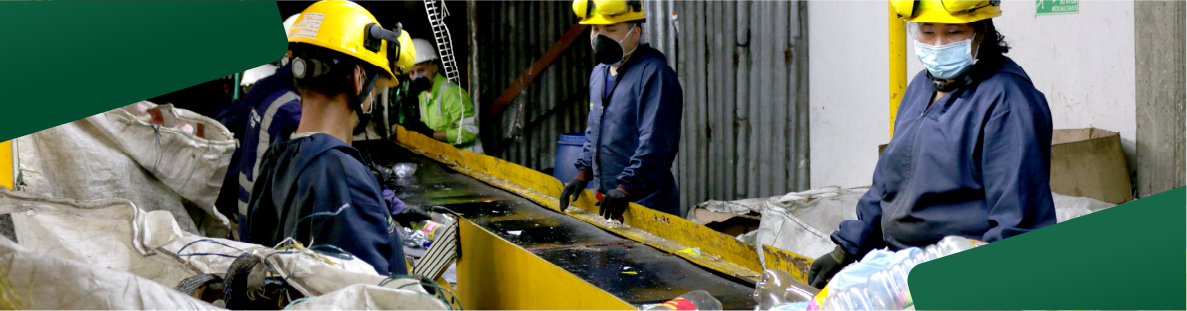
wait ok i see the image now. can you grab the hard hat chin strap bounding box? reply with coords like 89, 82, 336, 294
352, 71, 380, 135
927, 48, 1003, 93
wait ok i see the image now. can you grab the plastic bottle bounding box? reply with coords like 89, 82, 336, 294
840, 286, 873, 310
401, 227, 431, 248
413, 220, 445, 241
935, 235, 974, 256
865, 269, 899, 310
820, 236, 972, 311
646, 290, 723, 311
399, 227, 422, 248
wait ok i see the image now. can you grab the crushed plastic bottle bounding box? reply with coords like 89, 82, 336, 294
817, 236, 977, 311
401, 227, 431, 248
646, 290, 723, 311
753, 269, 818, 310
413, 220, 445, 242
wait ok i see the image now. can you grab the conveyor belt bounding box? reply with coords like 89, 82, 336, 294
358, 140, 758, 309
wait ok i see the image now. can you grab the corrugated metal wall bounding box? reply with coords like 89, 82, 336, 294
648, 1, 811, 216
476, 1, 595, 171
475, 1, 809, 217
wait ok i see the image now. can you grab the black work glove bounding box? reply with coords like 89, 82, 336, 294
558, 177, 589, 212
406, 119, 434, 137
598, 189, 631, 221
807, 245, 855, 289
392, 205, 433, 228
398, 95, 435, 137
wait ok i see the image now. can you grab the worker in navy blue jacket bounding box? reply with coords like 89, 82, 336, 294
806, 0, 1057, 288
234, 62, 301, 241
245, 0, 414, 275
558, 0, 684, 220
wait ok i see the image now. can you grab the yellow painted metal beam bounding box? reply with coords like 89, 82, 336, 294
889, 2, 907, 139
762, 245, 814, 284
390, 127, 774, 283
434, 277, 462, 310
456, 219, 635, 310
0, 140, 12, 190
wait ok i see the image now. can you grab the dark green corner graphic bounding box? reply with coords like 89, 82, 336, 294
0, 1, 287, 142
911, 186, 1186, 310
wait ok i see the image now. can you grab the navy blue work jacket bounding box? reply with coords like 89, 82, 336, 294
575, 43, 684, 216
833, 57, 1057, 256
245, 133, 407, 275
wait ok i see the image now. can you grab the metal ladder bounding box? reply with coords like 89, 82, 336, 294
424, 0, 460, 84
424, 0, 479, 145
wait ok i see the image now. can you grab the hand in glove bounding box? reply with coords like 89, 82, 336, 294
807, 245, 855, 289
392, 205, 433, 228
406, 119, 435, 137
598, 188, 631, 221
398, 95, 435, 137
558, 173, 589, 212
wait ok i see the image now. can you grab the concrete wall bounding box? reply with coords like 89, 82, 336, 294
810, 0, 1139, 189
808, 1, 889, 188
1134, 1, 1186, 198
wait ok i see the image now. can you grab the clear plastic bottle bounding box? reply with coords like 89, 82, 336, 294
646, 290, 723, 311
413, 220, 445, 241
865, 269, 900, 310
399, 227, 420, 248
821, 237, 972, 311
839, 285, 872, 310
819, 292, 842, 311
935, 235, 974, 256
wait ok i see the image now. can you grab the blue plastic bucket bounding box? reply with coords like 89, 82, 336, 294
552, 133, 595, 189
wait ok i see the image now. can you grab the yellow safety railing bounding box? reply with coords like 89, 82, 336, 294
889, 2, 907, 139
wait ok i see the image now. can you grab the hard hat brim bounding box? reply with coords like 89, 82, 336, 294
578, 11, 645, 25
905, 7, 1001, 23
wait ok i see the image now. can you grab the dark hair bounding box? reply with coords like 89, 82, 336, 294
974, 19, 1010, 56
290, 43, 383, 97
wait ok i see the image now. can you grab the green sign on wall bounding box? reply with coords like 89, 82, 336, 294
1037, 0, 1078, 15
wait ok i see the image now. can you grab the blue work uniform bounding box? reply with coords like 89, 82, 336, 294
832, 57, 1057, 257
576, 43, 684, 216
245, 132, 407, 276
213, 98, 250, 224
236, 64, 302, 240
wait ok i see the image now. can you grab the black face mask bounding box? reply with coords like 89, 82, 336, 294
591, 28, 637, 66
407, 75, 432, 95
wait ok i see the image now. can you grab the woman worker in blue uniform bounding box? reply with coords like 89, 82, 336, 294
807, 0, 1058, 288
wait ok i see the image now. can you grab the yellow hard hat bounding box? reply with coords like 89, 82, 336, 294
572, 0, 645, 25
283, 14, 300, 37
287, 0, 416, 86
891, 0, 1001, 24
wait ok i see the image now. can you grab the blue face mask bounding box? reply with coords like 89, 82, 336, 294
914, 39, 976, 79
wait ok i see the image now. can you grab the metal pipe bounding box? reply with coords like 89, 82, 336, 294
888, 2, 906, 139
232, 72, 241, 101
1, 140, 12, 190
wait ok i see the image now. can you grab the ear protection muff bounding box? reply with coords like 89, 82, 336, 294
894, 0, 997, 19
291, 57, 333, 79
365, 22, 405, 76
626, 0, 642, 13
891, 0, 918, 18
578, 0, 642, 19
